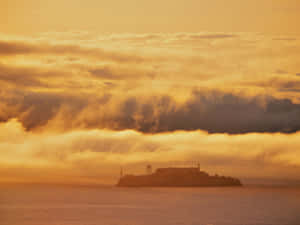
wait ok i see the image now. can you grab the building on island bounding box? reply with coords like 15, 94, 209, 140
117, 164, 242, 187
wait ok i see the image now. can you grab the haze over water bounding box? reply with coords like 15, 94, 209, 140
1, 185, 300, 225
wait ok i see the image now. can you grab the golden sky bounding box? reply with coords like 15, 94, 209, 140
1, 0, 300, 35
1, 0, 300, 185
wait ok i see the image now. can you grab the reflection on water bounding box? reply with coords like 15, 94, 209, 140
0, 185, 300, 225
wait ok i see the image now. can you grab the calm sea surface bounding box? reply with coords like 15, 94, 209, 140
0, 185, 299, 225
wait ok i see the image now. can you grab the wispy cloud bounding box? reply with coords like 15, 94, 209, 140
1, 119, 300, 184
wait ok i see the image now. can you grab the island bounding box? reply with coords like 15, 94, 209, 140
117, 166, 242, 187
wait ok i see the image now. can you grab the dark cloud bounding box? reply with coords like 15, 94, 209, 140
151, 92, 300, 134
89, 65, 156, 80
188, 34, 237, 39
107, 34, 162, 42
0, 40, 144, 63
1, 89, 300, 134
275, 69, 288, 74
243, 77, 300, 91
279, 88, 300, 93
0, 64, 52, 88
280, 80, 300, 88
0, 40, 36, 55
173, 33, 237, 41
272, 38, 297, 41
0, 90, 88, 130
89, 67, 121, 80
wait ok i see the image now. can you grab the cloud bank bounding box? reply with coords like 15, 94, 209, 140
1, 89, 300, 134
1, 32, 300, 184
0, 32, 300, 134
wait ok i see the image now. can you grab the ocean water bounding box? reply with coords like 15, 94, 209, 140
0, 185, 300, 225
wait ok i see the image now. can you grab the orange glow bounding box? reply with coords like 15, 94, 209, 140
1, 1, 300, 185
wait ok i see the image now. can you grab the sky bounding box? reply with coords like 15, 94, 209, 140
1, 0, 300, 35
1, 0, 300, 185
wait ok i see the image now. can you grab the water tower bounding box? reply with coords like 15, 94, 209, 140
120, 166, 124, 178
146, 164, 152, 174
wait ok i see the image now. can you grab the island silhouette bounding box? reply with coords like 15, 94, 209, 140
117, 165, 242, 187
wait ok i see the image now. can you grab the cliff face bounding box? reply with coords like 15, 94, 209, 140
117, 168, 242, 187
